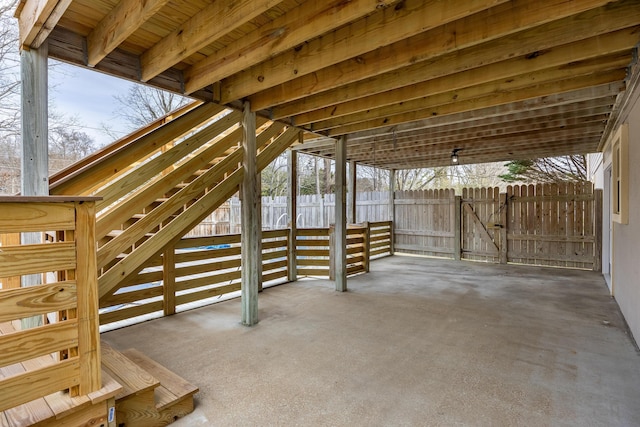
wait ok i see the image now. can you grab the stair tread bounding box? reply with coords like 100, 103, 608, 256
0, 335, 122, 426
121, 348, 198, 410
101, 341, 160, 401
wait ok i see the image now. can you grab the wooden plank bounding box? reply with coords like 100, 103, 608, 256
184, 0, 400, 93
120, 348, 198, 410
262, 249, 288, 261
500, 192, 508, 264
163, 246, 176, 316
0, 320, 77, 368
176, 271, 242, 292
0, 241, 75, 278
175, 246, 242, 263
296, 228, 330, 237
297, 258, 330, 267
594, 189, 603, 272
295, 239, 330, 247
262, 240, 287, 250
176, 283, 241, 306
177, 258, 241, 277
99, 301, 164, 326
0, 202, 75, 233
259, 0, 620, 111
141, 0, 280, 82
223, 0, 508, 103
296, 249, 330, 257
100, 342, 159, 400
74, 201, 101, 396
87, 0, 171, 66
263, 270, 288, 283
0, 282, 76, 323
100, 286, 163, 309
506, 235, 595, 243
0, 358, 79, 412
462, 202, 499, 254
288, 146, 298, 282
17, 0, 71, 48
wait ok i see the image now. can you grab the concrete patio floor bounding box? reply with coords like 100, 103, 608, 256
102, 255, 640, 426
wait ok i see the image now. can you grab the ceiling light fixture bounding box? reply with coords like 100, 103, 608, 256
451, 148, 461, 165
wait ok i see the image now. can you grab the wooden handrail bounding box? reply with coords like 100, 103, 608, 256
49, 101, 200, 188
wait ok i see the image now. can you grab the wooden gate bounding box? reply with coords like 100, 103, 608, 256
461, 187, 507, 263
393, 184, 601, 270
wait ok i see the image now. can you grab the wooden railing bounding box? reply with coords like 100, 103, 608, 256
99, 223, 392, 327
369, 221, 393, 258
0, 196, 101, 411
99, 229, 291, 326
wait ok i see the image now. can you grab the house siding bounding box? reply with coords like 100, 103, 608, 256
612, 91, 640, 343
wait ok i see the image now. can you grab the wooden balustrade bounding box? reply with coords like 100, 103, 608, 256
0, 196, 101, 411
99, 222, 392, 327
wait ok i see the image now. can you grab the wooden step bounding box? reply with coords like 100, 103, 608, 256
101, 342, 197, 426
121, 349, 198, 413
101, 342, 159, 401
0, 323, 122, 427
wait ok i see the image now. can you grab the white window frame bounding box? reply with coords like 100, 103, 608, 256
611, 123, 629, 224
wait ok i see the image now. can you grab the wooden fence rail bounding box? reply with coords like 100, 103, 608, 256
0, 197, 101, 411
99, 223, 392, 327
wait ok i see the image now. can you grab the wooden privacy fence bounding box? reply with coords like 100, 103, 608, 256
0, 197, 101, 411
394, 184, 601, 270
99, 223, 392, 327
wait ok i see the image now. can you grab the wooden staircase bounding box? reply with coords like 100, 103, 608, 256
48, 102, 300, 312
101, 342, 198, 427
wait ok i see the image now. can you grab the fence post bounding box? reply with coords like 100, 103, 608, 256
500, 192, 508, 264
454, 195, 462, 260
594, 189, 603, 272
329, 225, 335, 281
287, 148, 298, 282
389, 169, 395, 255
163, 243, 176, 316
74, 200, 101, 396
363, 222, 371, 273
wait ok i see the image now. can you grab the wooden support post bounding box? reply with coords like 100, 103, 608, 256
363, 222, 371, 273
594, 189, 603, 272
241, 101, 261, 326
20, 42, 48, 329
348, 161, 357, 224
499, 192, 508, 264
454, 195, 462, 261
389, 169, 395, 255
257, 173, 263, 292
287, 147, 298, 282
74, 200, 101, 395
163, 244, 176, 316
334, 136, 347, 292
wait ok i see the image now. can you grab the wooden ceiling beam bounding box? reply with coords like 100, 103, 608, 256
183, 0, 401, 95
86, 0, 170, 67
291, 29, 639, 126
380, 144, 597, 170
140, 0, 283, 82
345, 87, 621, 141
254, 0, 625, 112
346, 136, 602, 164
341, 116, 609, 155
17, 0, 72, 48
347, 106, 612, 146
317, 56, 628, 132
219, 0, 508, 104
327, 70, 627, 136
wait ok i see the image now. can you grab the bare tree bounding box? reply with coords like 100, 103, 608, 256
113, 84, 190, 130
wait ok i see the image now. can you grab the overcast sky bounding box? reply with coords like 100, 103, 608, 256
49, 60, 135, 147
